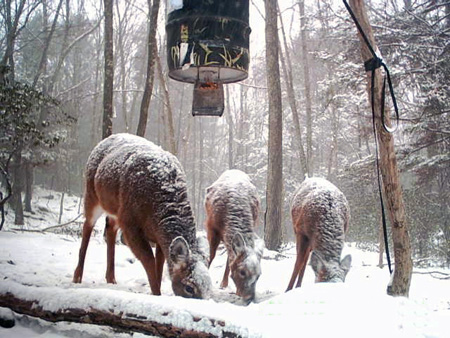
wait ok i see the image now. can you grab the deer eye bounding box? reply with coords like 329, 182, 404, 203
239, 269, 246, 278
184, 285, 194, 295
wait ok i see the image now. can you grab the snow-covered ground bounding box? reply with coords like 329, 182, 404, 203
0, 186, 449, 337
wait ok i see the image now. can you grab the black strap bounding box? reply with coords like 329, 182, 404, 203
371, 72, 393, 275
343, 0, 399, 134
343, 0, 397, 274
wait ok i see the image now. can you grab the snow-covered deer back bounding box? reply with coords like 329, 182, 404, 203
73, 133, 212, 299
286, 177, 351, 291
205, 169, 264, 302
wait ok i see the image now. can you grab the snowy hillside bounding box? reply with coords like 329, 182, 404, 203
0, 187, 449, 337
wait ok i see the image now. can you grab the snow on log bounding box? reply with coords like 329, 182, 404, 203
0, 281, 246, 337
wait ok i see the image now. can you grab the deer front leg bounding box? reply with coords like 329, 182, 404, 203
220, 256, 230, 289
122, 226, 161, 296
73, 219, 95, 283
155, 244, 165, 291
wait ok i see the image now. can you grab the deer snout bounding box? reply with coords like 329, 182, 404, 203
310, 252, 352, 283
237, 283, 257, 303
232, 264, 261, 303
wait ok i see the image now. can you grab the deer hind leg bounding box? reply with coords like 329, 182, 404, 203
207, 228, 221, 267
286, 234, 310, 291
155, 244, 165, 291
73, 204, 103, 283
295, 244, 312, 288
121, 225, 160, 295
105, 216, 119, 284
220, 256, 230, 289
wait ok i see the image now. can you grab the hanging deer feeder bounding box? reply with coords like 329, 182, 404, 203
166, 0, 250, 116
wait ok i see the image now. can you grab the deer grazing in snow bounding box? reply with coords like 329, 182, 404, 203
205, 169, 264, 302
73, 133, 212, 299
286, 177, 352, 291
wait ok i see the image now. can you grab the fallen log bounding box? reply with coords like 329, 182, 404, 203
0, 282, 245, 338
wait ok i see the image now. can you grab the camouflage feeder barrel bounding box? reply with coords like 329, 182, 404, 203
166, 0, 250, 84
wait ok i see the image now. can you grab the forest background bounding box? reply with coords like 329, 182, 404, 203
0, 0, 449, 267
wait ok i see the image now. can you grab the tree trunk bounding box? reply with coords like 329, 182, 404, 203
225, 86, 234, 169
181, 110, 192, 166
58, 192, 65, 224
136, 0, 161, 137
299, 0, 313, 176
378, 217, 385, 268
115, 0, 130, 133
12, 150, 24, 225
447, 2, 450, 28
278, 4, 307, 178
327, 102, 338, 180
0, 0, 28, 84
349, 0, 413, 297
24, 161, 33, 212
32, 0, 63, 89
156, 51, 177, 155
0, 165, 12, 230
102, 0, 114, 139
197, 119, 204, 226
264, 0, 283, 251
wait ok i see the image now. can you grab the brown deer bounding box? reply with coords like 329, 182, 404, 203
286, 177, 352, 291
73, 133, 212, 299
205, 169, 264, 302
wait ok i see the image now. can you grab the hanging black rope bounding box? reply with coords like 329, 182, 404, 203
342, 0, 401, 274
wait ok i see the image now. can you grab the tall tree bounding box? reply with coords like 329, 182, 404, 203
103, 0, 114, 139
349, 0, 412, 296
264, 0, 283, 251
156, 50, 177, 155
299, 0, 313, 175
278, 4, 307, 178
136, 0, 160, 137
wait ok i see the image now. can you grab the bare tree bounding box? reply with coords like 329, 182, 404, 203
349, 0, 412, 297
278, 4, 307, 178
298, 0, 313, 175
136, 0, 160, 137
0, 0, 41, 224
1, 0, 41, 83
264, 0, 283, 251
156, 50, 177, 155
103, 0, 114, 139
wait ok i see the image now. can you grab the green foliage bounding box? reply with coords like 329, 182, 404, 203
0, 80, 75, 165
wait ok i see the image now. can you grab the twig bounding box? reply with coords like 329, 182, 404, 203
11, 213, 84, 233
42, 213, 83, 232
413, 270, 450, 280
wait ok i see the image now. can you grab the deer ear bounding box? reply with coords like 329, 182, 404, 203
170, 236, 190, 265
340, 254, 352, 274
232, 233, 246, 256
310, 251, 324, 273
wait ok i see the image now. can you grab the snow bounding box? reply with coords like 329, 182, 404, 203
1, 187, 449, 337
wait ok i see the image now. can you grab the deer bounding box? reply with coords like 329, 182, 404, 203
205, 169, 264, 303
286, 177, 352, 291
73, 133, 212, 299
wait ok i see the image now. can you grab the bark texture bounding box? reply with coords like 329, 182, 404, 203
349, 0, 413, 296
264, 0, 283, 250
136, 0, 161, 137
278, 4, 307, 177
102, 0, 114, 139
299, 0, 313, 175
